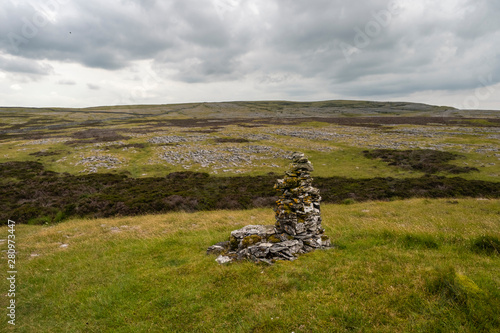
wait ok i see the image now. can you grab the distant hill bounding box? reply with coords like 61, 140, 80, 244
82, 99, 460, 118
1, 100, 498, 136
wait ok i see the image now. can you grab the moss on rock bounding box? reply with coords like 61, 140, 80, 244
267, 234, 281, 243
241, 235, 262, 248
229, 235, 239, 250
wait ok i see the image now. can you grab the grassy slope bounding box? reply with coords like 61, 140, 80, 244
1, 198, 499, 332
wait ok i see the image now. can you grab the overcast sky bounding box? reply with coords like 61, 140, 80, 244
1, 0, 499, 109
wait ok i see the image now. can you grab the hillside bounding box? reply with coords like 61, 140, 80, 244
1, 100, 499, 135
1, 99, 500, 224
1, 199, 499, 332
1, 100, 499, 332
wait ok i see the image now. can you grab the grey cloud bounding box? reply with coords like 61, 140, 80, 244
454, 1, 500, 40
310, 1, 500, 96
0, 0, 175, 69
1, 0, 499, 102
153, 0, 260, 82
172, 1, 231, 48
58, 79, 76, 85
0, 55, 53, 76
87, 83, 100, 90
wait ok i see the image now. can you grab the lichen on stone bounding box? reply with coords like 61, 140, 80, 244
207, 152, 332, 264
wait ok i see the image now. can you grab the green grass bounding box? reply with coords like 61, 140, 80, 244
2, 198, 499, 332
305, 147, 416, 178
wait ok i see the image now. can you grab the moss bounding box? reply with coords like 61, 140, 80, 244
267, 234, 281, 243
241, 235, 262, 248
229, 236, 239, 250
426, 266, 484, 305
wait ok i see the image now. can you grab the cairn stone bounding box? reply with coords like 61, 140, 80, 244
207, 152, 331, 264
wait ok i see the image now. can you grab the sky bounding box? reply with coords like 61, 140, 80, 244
0, 0, 499, 109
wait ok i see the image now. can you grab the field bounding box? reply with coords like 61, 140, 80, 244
1, 101, 499, 332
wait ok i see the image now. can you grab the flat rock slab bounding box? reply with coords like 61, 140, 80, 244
230, 225, 275, 239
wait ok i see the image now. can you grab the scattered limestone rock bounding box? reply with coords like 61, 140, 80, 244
206, 242, 230, 255
207, 152, 331, 264
76, 155, 123, 173
148, 136, 188, 144
159, 144, 291, 170
215, 255, 232, 265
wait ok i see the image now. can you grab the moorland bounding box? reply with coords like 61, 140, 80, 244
1, 100, 499, 332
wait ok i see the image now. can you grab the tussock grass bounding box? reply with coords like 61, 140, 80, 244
471, 235, 500, 255
1, 198, 499, 332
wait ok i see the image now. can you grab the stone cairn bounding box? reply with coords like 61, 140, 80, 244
207, 152, 331, 264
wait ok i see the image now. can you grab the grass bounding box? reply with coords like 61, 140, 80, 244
1, 198, 499, 332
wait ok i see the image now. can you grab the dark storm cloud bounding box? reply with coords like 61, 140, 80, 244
1, 0, 499, 100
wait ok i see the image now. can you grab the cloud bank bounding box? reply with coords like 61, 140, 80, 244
0, 0, 499, 109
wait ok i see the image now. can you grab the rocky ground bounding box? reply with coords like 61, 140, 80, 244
1, 110, 498, 179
